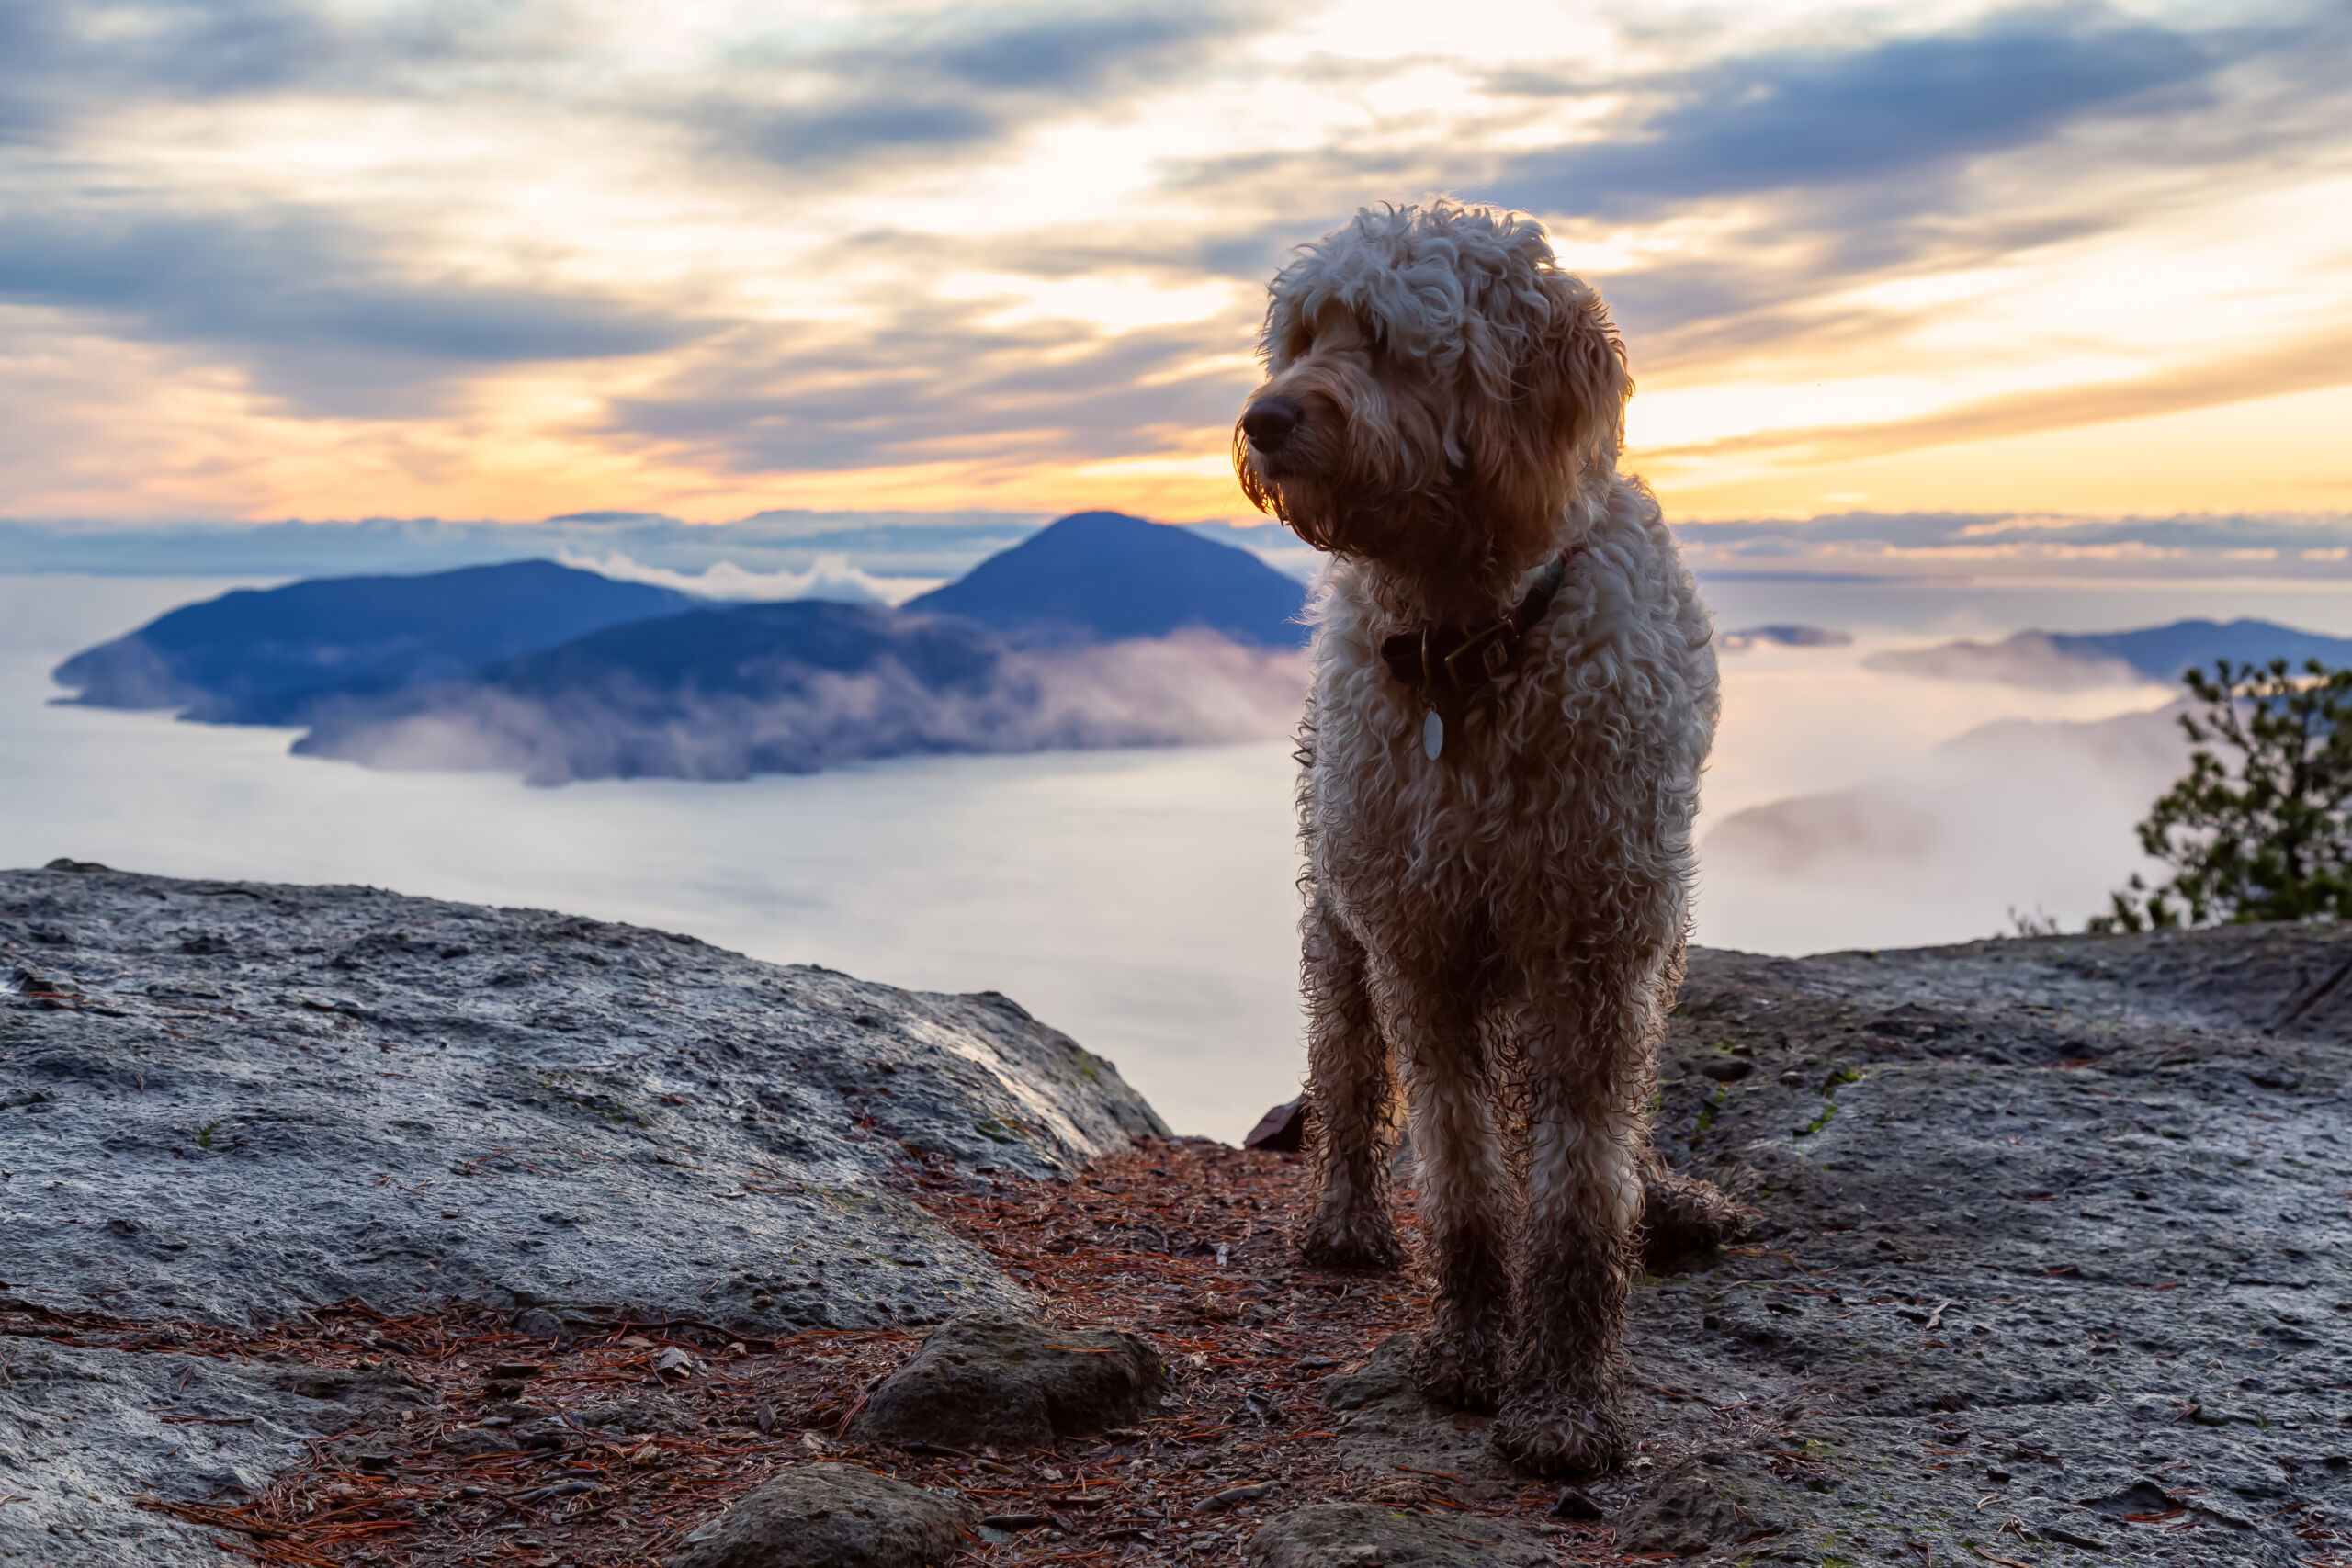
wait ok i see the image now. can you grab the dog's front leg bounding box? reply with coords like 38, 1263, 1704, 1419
1376, 967, 1512, 1414
1298, 897, 1403, 1270
1496, 980, 1651, 1474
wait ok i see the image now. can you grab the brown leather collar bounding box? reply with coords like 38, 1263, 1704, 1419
1380, 550, 1575, 691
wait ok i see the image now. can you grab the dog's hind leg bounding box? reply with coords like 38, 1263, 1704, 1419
1378, 966, 1513, 1413
1298, 897, 1403, 1271
1639, 1156, 1750, 1268
1637, 935, 1749, 1266
1494, 969, 1652, 1475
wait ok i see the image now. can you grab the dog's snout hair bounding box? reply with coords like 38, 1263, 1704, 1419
1234, 201, 1632, 602
1255, 199, 1730, 1478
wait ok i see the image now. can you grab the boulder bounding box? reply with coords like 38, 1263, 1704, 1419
1243, 1094, 1309, 1152
666, 1462, 973, 1568
850, 1312, 1164, 1450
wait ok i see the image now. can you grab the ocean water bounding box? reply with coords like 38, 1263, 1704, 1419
8, 573, 2351, 1139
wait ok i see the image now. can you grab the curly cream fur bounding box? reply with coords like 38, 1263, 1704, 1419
1237, 202, 1722, 1475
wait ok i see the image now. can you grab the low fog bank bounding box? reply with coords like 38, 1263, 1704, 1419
557, 548, 944, 605
296, 631, 1310, 785
1861, 633, 2142, 689
1719, 624, 1852, 651
1699, 703, 2188, 949
1863, 618, 2352, 690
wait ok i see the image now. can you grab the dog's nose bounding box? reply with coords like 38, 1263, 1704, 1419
1242, 396, 1302, 449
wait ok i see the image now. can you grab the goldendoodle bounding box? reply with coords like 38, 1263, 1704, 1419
1234, 200, 1736, 1475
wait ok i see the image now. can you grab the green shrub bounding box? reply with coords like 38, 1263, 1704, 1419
2093, 658, 2352, 931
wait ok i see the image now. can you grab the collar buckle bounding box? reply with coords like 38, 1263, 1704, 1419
1378, 547, 1577, 693
1442, 619, 1518, 686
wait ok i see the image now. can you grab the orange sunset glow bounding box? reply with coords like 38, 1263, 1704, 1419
3, 0, 2347, 540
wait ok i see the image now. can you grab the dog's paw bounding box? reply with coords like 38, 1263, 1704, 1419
1299, 1211, 1402, 1272
1493, 1390, 1626, 1477
1409, 1329, 1502, 1414
1639, 1168, 1754, 1269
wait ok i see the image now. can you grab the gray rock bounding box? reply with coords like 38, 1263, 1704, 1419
1615, 924, 2352, 1567
1317, 1335, 1514, 1486
512, 1307, 570, 1342
1278, 925, 2352, 1565
0, 1336, 435, 1567
0, 863, 1167, 1333
665, 1462, 974, 1568
16, 861, 2352, 1567
577, 1393, 701, 1434
849, 1311, 1165, 1450
1243, 1503, 1552, 1567
1611, 1450, 1797, 1559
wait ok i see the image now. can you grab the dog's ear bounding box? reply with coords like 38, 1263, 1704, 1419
1543, 272, 1631, 478
1257, 277, 1310, 373
1463, 266, 1630, 535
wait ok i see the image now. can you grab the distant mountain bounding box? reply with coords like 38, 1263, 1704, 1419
294, 597, 1306, 784
48, 516, 1319, 782
2049, 619, 2352, 679
905, 511, 1310, 647
1863, 618, 2352, 689
51, 559, 694, 724
486, 598, 1002, 698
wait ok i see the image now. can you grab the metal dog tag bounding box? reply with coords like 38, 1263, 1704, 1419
1422, 708, 1443, 760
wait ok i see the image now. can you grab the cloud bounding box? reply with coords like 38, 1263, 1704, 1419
0, 511, 1051, 578
0, 1, 2343, 521
1700, 704, 2188, 943
1646, 325, 2352, 469
605, 310, 1257, 473
12, 505, 2352, 588
1860, 635, 2143, 690
824, 6, 1227, 98
558, 548, 944, 606
711, 4, 1269, 175
0, 206, 708, 413
296, 627, 1309, 785
1491, 6, 2220, 215
1673, 510, 2352, 580
0, 0, 563, 141
0, 0, 326, 138
1480, 7, 2341, 405
1596, 203, 2117, 370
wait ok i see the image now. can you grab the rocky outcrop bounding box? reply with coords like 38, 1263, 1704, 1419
11, 859, 2352, 1568
0, 861, 1166, 1335
1595, 923, 2352, 1563
1207, 921, 2352, 1566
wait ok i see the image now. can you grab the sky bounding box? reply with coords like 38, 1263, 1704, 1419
2, 0, 2348, 539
